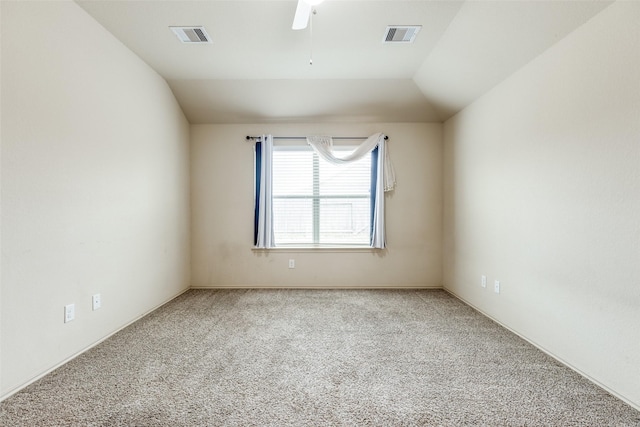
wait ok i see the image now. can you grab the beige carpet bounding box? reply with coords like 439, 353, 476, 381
1, 289, 639, 426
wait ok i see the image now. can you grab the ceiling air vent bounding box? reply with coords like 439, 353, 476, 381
170, 26, 212, 44
383, 26, 421, 43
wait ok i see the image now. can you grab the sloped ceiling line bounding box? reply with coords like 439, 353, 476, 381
75, 0, 612, 124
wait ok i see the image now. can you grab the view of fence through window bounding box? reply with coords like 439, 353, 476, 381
272, 146, 372, 246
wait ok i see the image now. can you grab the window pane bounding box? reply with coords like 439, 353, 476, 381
319, 198, 370, 245
272, 150, 313, 196
319, 159, 370, 196
273, 198, 313, 244
272, 145, 371, 246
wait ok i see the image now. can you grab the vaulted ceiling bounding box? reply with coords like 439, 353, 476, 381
76, 0, 612, 124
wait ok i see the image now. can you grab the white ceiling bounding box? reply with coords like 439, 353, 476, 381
76, 0, 612, 124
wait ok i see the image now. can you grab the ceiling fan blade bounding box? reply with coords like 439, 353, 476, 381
292, 0, 311, 30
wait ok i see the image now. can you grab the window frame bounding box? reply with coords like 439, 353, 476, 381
263, 141, 375, 249
254, 135, 387, 251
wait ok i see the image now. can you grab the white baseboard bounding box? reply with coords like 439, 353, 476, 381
189, 284, 443, 290
443, 288, 640, 413
0, 286, 191, 402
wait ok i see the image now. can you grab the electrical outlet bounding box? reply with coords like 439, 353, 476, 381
92, 294, 101, 311
64, 304, 75, 323
481, 275, 487, 288
288, 259, 295, 269
494, 280, 500, 294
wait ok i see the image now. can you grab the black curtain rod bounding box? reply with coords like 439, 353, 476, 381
245, 135, 388, 141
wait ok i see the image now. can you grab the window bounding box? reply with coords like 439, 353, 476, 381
254, 133, 392, 249
271, 144, 373, 246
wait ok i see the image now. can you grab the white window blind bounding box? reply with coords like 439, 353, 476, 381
272, 144, 372, 246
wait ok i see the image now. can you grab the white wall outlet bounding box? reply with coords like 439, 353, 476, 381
64, 304, 75, 323
494, 280, 500, 294
288, 259, 295, 269
92, 294, 101, 311
481, 275, 487, 288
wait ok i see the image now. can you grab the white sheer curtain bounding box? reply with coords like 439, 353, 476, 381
307, 133, 395, 248
307, 133, 396, 192
255, 134, 274, 248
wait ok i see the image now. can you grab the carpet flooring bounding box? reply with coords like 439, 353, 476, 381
1, 289, 639, 426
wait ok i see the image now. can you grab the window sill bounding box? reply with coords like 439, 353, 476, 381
252, 246, 382, 253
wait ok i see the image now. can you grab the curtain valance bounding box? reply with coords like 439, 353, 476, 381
306, 133, 396, 192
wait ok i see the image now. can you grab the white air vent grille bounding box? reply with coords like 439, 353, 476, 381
170, 26, 212, 44
383, 26, 421, 43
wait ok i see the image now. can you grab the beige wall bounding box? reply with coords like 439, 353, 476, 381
1, 2, 191, 398
191, 123, 442, 288
3, 0, 636, 412
443, 1, 639, 409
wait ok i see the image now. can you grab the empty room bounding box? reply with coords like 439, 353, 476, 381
1, 0, 639, 425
